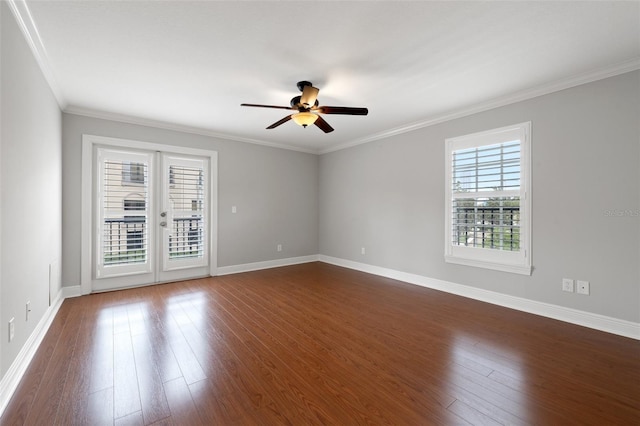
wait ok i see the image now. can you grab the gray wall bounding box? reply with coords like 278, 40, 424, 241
1, 2, 62, 375
62, 114, 319, 288
319, 71, 640, 323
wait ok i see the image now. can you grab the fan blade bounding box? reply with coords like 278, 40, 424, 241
316, 106, 368, 115
241, 103, 295, 111
266, 115, 292, 129
314, 115, 334, 133
300, 85, 319, 108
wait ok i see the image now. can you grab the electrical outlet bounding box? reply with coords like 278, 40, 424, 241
231, 205, 237, 214
8, 318, 15, 342
277, 244, 282, 252
576, 280, 590, 295
26, 301, 31, 321
361, 247, 366, 255
562, 278, 574, 292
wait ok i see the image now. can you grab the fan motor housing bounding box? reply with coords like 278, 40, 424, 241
296, 81, 313, 92
290, 95, 318, 110
290, 96, 302, 108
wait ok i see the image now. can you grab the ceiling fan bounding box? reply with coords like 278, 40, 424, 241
241, 81, 368, 133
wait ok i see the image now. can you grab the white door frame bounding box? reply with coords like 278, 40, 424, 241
81, 134, 218, 295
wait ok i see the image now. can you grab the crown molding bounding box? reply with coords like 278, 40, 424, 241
9, 0, 638, 156
6, 0, 67, 109
319, 58, 640, 154
65, 54, 640, 157
7, 0, 314, 154
63, 106, 320, 155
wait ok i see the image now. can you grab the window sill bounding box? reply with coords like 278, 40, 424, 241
445, 255, 532, 276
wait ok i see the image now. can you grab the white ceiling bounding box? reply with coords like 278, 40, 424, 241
17, 1, 640, 153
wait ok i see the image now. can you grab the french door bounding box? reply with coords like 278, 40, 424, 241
92, 147, 211, 292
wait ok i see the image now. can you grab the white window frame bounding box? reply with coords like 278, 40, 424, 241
444, 122, 532, 275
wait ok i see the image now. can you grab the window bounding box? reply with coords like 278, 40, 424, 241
124, 199, 146, 251
124, 199, 145, 211
445, 122, 531, 275
99, 152, 151, 276
168, 165, 205, 260
122, 162, 145, 185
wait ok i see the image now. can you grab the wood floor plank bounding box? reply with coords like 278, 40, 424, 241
139, 288, 184, 384
447, 399, 502, 426
53, 298, 93, 425
212, 282, 422, 424
167, 298, 263, 423
222, 271, 460, 411
179, 288, 321, 424
169, 298, 280, 423
163, 323, 207, 386
23, 298, 84, 425
131, 332, 171, 424
86, 387, 114, 426
88, 305, 114, 394
215, 274, 458, 424
194, 292, 350, 424
113, 331, 142, 419
0, 300, 74, 425
114, 410, 144, 426
2, 262, 639, 425
162, 377, 203, 425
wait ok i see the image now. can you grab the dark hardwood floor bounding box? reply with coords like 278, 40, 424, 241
1, 262, 639, 425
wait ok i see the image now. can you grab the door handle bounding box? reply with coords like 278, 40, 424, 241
160, 221, 167, 227
160, 211, 167, 217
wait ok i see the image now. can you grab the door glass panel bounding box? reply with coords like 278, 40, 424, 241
97, 149, 153, 279
168, 165, 204, 260
162, 155, 208, 274
104, 161, 148, 265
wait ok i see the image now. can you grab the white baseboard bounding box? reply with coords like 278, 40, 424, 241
216, 255, 319, 276
62, 285, 82, 299
318, 255, 640, 340
0, 288, 67, 415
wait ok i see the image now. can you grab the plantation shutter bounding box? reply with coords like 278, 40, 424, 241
168, 165, 205, 259
162, 154, 208, 272
451, 141, 521, 251
97, 149, 154, 278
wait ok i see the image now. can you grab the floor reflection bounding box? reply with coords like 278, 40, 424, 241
163, 290, 210, 385
87, 292, 212, 421
446, 334, 531, 424
166, 291, 207, 330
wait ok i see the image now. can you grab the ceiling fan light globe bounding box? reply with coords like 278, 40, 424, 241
291, 112, 318, 127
